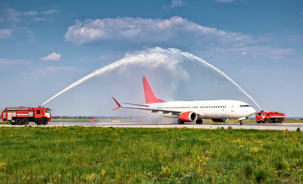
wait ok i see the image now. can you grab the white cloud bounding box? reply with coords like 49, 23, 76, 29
33, 17, 48, 21
65, 16, 293, 60
65, 16, 254, 46
170, 0, 187, 8
23, 11, 38, 16
43, 9, 58, 15
0, 28, 12, 38
40, 52, 61, 61
6, 8, 22, 21
0, 58, 24, 70
215, 0, 235, 2
2, 7, 59, 22
163, 0, 187, 10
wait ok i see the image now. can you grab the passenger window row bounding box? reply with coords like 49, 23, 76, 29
158, 106, 227, 109
200, 106, 226, 108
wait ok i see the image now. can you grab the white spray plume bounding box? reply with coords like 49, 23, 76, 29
42, 47, 261, 110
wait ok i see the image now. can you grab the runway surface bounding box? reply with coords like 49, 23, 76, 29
1, 122, 303, 131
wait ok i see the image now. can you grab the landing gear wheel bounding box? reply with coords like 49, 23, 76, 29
22, 118, 29, 125
42, 118, 48, 125
196, 119, 203, 124
238, 121, 242, 125
16, 118, 22, 125
177, 119, 184, 124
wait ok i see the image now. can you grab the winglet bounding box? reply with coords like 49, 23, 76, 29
112, 97, 121, 111
143, 77, 165, 104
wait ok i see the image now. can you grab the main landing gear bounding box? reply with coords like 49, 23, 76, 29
196, 119, 203, 124
177, 119, 203, 124
177, 119, 184, 124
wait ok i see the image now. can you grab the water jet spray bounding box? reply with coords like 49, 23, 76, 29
42, 47, 262, 110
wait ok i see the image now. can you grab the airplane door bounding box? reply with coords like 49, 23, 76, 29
231, 104, 235, 112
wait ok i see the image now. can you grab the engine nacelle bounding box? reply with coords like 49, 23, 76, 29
179, 111, 197, 122
211, 118, 228, 122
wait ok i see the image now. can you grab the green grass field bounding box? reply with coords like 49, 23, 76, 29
46, 119, 303, 123
0, 126, 303, 183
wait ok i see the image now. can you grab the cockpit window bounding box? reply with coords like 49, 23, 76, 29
240, 105, 250, 107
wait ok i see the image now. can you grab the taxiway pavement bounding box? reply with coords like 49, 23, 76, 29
1, 122, 303, 131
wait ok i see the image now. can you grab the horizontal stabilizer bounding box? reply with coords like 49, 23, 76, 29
121, 102, 149, 107
112, 97, 121, 111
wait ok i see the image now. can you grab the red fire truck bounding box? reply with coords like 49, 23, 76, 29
0, 106, 51, 125
255, 111, 285, 123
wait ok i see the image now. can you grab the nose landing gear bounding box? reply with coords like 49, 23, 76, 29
238, 120, 242, 125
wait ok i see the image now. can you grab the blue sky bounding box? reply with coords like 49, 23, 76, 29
0, 0, 302, 117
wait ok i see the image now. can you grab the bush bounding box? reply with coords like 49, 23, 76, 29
228, 126, 232, 129
297, 127, 300, 132
254, 169, 267, 183
274, 160, 286, 170
244, 163, 254, 178
221, 127, 224, 129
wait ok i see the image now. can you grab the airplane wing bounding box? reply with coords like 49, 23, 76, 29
112, 97, 181, 115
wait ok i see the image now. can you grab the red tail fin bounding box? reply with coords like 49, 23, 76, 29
142, 77, 165, 104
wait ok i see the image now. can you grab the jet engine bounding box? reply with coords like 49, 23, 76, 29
211, 118, 228, 122
179, 111, 197, 122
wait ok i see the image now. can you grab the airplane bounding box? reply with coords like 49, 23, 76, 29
113, 77, 256, 125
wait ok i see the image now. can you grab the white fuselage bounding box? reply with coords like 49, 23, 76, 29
148, 100, 256, 119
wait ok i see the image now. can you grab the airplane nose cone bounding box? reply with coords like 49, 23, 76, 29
250, 107, 256, 115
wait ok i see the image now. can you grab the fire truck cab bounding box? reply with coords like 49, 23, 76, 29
1, 106, 51, 125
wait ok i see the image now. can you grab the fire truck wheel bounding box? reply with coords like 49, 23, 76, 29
16, 118, 22, 125
22, 118, 29, 125
257, 121, 260, 123
37, 118, 43, 125
42, 118, 48, 125
263, 119, 267, 123
9, 121, 16, 125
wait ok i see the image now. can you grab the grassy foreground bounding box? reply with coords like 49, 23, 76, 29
0, 126, 303, 183
49, 119, 303, 123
